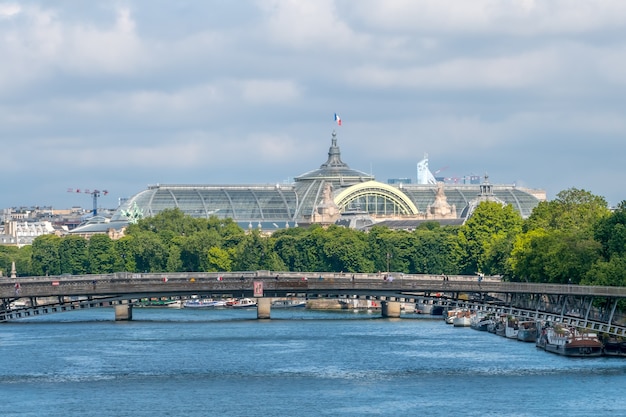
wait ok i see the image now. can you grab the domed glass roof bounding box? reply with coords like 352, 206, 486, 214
109, 131, 543, 230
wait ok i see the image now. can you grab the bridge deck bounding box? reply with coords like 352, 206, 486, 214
2, 272, 626, 335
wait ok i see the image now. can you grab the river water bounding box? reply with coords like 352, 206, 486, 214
1, 307, 626, 417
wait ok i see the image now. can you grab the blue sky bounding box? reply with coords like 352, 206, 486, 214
2, 0, 626, 210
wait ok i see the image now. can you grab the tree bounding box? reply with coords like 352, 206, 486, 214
0, 245, 21, 277
179, 229, 222, 271
322, 226, 374, 273
583, 255, 626, 287
129, 231, 169, 272
114, 236, 136, 272
524, 188, 609, 237
458, 202, 523, 275
59, 235, 88, 274
233, 229, 285, 271
31, 234, 61, 276
409, 226, 462, 274
593, 201, 626, 260
206, 246, 233, 272
87, 234, 117, 274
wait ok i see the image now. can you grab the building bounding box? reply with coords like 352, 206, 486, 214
71, 131, 545, 236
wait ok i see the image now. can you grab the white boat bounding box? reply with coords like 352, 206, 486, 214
516, 320, 538, 342
231, 298, 257, 308
444, 308, 460, 324
505, 316, 519, 339
453, 310, 472, 327
204, 300, 228, 308
271, 299, 306, 308
183, 298, 223, 308
470, 313, 493, 331
165, 300, 183, 308
537, 324, 603, 357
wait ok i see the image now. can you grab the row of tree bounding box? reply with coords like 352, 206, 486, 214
2, 188, 625, 286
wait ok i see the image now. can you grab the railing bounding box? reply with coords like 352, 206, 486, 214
3, 271, 626, 298
2, 271, 626, 332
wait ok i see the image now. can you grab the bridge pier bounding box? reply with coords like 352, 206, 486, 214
115, 303, 133, 321
257, 297, 271, 319
381, 301, 401, 318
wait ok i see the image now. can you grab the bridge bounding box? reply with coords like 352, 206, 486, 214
2, 271, 626, 336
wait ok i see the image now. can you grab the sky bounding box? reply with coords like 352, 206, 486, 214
2, 0, 626, 210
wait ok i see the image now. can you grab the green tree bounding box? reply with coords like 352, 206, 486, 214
130, 231, 169, 272
322, 225, 374, 273
583, 255, 626, 287
59, 235, 88, 274
233, 229, 285, 271
31, 234, 61, 276
114, 236, 136, 272
458, 202, 523, 275
87, 234, 117, 274
524, 188, 609, 237
206, 246, 233, 272
0, 245, 21, 277
166, 244, 183, 272
179, 229, 222, 271
409, 225, 462, 274
593, 201, 626, 260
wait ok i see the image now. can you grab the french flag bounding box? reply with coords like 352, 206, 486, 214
334, 113, 342, 126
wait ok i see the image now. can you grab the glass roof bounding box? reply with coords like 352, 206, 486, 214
112, 132, 543, 228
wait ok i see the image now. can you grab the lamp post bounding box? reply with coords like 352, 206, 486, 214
386, 252, 391, 274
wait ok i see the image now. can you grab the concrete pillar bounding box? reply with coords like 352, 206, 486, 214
381, 301, 401, 318
257, 297, 271, 319
115, 303, 133, 321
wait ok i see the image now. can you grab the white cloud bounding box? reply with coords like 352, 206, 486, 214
1, 0, 626, 207
259, 0, 366, 50
0, 5, 145, 94
63, 7, 144, 74
349, 48, 561, 90
351, 0, 626, 36
0, 3, 20, 18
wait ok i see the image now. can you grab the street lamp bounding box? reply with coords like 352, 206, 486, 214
386, 252, 391, 274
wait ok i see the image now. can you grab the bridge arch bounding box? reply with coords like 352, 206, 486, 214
334, 181, 419, 216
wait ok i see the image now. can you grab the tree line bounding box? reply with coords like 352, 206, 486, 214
2, 188, 625, 286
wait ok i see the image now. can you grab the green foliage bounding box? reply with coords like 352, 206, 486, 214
409, 227, 462, 274
594, 202, 626, 260
233, 229, 285, 271
458, 201, 523, 275
31, 234, 61, 276
321, 225, 374, 273
524, 188, 609, 237
206, 246, 233, 272
59, 235, 88, 274
129, 231, 169, 272
582, 255, 626, 286
0, 245, 21, 277
87, 234, 117, 274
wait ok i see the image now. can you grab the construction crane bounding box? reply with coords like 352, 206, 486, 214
67, 188, 109, 216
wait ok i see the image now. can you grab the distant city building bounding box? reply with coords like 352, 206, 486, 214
2, 220, 57, 247
387, 178, 412, 185
70, 131, 544, 237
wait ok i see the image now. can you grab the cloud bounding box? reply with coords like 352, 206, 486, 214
1, 0, 626, 208
0, 4, 145, 95
350, 0, 626, 36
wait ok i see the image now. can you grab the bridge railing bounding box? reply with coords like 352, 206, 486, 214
3, 271, 626, 299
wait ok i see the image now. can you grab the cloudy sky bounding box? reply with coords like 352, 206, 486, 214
2, 0, 626, 210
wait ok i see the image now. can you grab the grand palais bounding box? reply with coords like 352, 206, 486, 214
72, 131, 545, 236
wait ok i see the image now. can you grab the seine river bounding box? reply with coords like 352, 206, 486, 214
2, 307, 626, 417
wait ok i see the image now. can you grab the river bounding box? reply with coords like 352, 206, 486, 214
1, 307, 625, 416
